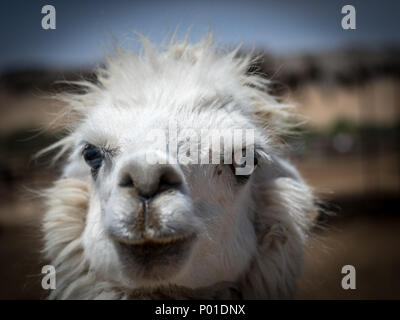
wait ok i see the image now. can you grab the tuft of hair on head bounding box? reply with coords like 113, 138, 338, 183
38, 32, 302, 163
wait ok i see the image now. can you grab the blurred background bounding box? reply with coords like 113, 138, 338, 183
0, 0, 399, 299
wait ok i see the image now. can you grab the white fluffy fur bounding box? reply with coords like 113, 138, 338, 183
42, 34, 317, 299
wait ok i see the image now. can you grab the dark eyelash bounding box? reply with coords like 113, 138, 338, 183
81, 143, 116, 156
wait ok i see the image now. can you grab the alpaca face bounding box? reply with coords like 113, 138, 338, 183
67, 100, 269, 289
44, 37, 316, 298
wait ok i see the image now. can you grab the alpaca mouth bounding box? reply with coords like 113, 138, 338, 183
116, 234, 193, 246
115, 233, 196, 277
122, 235, 194, 258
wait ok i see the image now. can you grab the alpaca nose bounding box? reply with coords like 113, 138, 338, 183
118, 154, 184, 199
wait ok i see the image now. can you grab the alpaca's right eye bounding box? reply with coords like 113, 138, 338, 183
82, 144, 103, 171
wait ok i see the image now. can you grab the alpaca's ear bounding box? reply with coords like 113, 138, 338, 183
239, 159, 317, 299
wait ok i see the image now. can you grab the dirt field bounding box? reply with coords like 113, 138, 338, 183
298, 217, 400, 299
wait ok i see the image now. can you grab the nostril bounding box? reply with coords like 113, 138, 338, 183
119, 174, 134, 188
158, 173, 181, 193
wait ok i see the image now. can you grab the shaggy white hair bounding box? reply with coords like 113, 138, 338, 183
42, 34, 317, 299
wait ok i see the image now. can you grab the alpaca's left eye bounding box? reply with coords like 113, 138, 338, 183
83, 144, 103, 171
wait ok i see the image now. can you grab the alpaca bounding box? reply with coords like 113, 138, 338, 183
42, 34, 317, 299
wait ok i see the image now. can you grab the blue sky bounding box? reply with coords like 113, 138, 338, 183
1, 0, 399, 72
